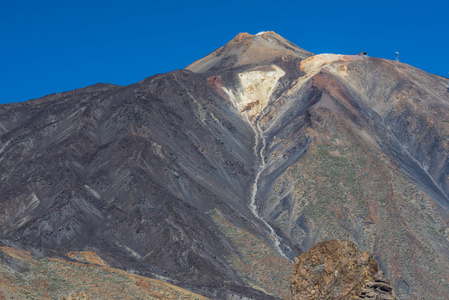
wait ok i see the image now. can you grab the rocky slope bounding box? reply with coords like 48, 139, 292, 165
255, 50, 449, 299
290, 240, 395, 299
1, 31, 449, 299
0, 246, 208, 299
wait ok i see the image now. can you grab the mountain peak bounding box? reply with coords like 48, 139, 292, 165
229, 31, 280, 42
255, 30, 285, 39
186, 32, 313, 73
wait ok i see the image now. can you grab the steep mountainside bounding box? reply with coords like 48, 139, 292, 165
0, 70, 285, 299
257, 53, 449, 299
1, 31, 448, 299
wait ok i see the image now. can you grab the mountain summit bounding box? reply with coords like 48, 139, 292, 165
1, 33, 449, 299
186, 31, 312, 73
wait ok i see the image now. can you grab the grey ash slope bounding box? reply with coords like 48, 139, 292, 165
0, 69, 281, 299
1, 31, 449, 299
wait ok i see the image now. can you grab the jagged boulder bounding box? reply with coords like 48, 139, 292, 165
359, 271, 395, 300
290, 240, 395, 299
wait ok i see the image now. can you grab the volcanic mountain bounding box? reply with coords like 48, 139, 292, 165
1, 32, 449, 299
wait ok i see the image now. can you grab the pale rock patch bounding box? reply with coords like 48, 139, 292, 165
223, 64, 285, 121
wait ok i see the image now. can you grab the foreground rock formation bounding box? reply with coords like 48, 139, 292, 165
291, 240, 395, 299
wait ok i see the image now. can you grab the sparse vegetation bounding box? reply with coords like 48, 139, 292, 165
269, 115, 449, 298
0, 246, 207, 300
207, 209, 292, 299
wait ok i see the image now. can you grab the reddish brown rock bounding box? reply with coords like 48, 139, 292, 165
240, 100, 260, 112
290, 240, 395, 300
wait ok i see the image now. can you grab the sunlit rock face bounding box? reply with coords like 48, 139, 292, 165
290, 240, 396, 300
1, 31, 449, 299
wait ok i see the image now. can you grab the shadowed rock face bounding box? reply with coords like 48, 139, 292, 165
359, 271, 396, 300
1, 31, 449, 299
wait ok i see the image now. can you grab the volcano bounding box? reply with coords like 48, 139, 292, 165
1, 31, 449, 299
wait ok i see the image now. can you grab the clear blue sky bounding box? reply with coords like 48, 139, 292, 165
1, 0, 448, 104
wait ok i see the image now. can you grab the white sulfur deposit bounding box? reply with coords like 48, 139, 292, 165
224, 64, 285, 120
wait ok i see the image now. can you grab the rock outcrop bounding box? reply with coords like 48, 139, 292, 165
359, 271, 395, 300
290, 240, 395, 299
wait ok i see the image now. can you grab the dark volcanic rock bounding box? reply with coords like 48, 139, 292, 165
0, 68, 278, 299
